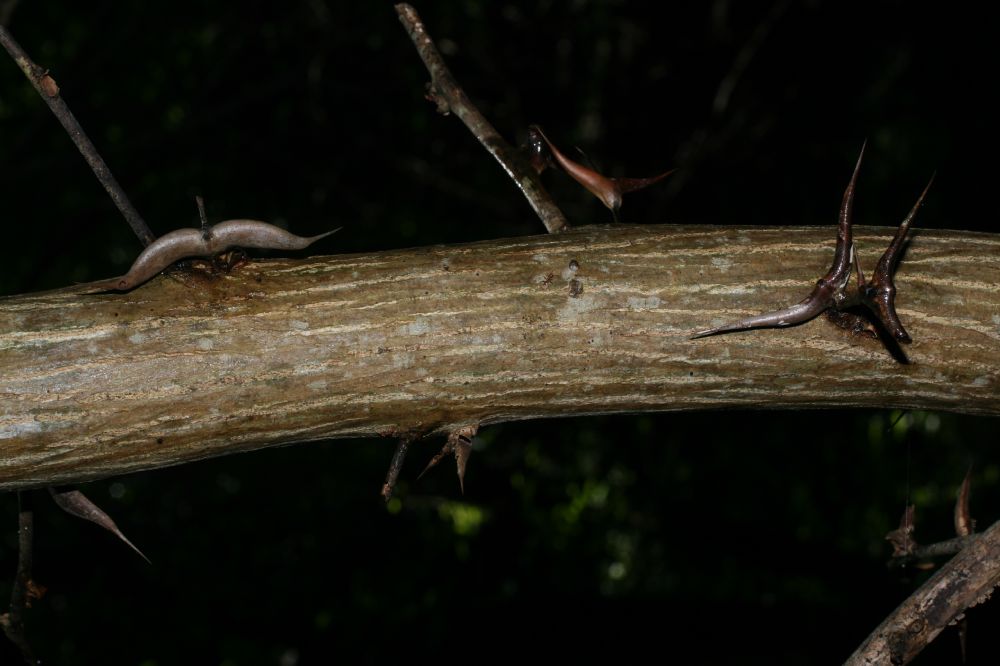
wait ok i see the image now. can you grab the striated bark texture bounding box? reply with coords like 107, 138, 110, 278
845, 518, 1000, 665
1, 224, 998, 490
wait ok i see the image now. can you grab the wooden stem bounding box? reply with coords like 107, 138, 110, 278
1, 224, 998, 490
394, 3, 568, 233
846, 519, 1000, 665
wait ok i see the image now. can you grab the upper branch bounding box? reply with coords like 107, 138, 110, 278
395, 3, 568, 233
0, 25, 155, 246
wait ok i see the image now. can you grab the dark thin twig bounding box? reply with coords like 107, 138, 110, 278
0, 492, 38, 665
889, 535, 978, 570
381, 437, 413, 503
394, 3, 568, 234
0, 25, 155, 246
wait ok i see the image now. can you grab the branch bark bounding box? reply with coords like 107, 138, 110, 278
1, 224, 998, 490
846, 519, 1000, 665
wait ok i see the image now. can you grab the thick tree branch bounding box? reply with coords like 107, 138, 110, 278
1, 224, 998, 490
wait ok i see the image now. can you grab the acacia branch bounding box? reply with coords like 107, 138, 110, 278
1, 224, 998, 491
395, 3, 568, 233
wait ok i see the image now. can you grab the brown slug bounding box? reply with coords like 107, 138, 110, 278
84, 220, 339, 292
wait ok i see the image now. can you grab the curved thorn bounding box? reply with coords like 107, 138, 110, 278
691, 297, 829, 339
875, 172, 934, 279
613, 169, 676, 194
864, 173, 934, 343
529, 125, 621, 211
417, 441, 453, 481
455, 437, 472, 495
828, 141, 866, 283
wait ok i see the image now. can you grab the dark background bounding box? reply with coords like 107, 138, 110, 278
1, 1, 998, 664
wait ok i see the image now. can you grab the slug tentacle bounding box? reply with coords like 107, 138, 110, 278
208, 220, 340, 252
82, 221, 338, 293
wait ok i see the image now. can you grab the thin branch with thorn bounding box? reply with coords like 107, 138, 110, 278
847, 517, 1000, 665
0, 24, 155, 246
0, 492, 38, 665
394, 3, 568, 234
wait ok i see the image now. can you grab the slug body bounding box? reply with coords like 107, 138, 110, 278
85, 220, 338, 292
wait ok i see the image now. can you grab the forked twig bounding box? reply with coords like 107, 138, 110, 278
847, 518, 1000, 665
394, 3, 567, 234
0, 24, 155, 246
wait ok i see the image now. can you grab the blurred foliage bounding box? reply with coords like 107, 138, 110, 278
0, 1, 997, 664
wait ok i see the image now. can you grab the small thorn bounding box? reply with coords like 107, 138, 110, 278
455, 437, 472, 495
885, 504, 917, 557
417, 426, 479, 494
49, 487, 151, 564
613, 168, 676, 194
955, 466, 974, 537
417, 441, 453, 481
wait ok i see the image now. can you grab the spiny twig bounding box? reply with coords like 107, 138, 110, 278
878, 469, 983, 663
394, 3, 567, 234
0, 24, 154, 246
888, 468, 978, 569
848, 517, 1000, 665
0, 492, 39, 665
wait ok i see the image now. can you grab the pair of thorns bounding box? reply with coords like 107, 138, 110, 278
692, 143, 933, 363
